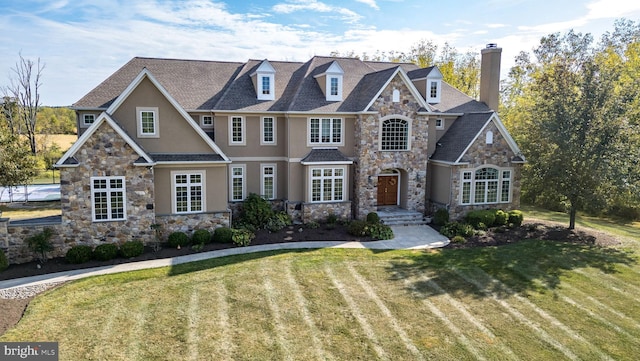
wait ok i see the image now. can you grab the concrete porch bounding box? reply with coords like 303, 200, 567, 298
376, 207, 431, 226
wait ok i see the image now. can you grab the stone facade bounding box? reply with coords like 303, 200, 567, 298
354, 74, 429, 219
154, 212, 230, 240
447, 120, 523, 220
301, 201, 352, 224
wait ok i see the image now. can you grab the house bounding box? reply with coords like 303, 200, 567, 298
54, 44, 524, 245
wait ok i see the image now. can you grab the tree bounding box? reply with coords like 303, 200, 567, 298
2, 53, 45, 155
0, 130, 38, 191
511, 29, 638, 229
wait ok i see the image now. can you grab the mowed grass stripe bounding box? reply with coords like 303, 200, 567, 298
284, 262, 332, 361
324, 265, 390, 360
417, 275, 521, 361
453, 268, 580, 361
574, 268, 640, 301
186, 287, 200, 361
345, 264, 425, 361
263, 275, 294, 360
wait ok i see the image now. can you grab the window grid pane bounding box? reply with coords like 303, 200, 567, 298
262, 76, 270, 94
141, 111, 155, 134
310, 167, 345, 203
263, 117, 274, 143
330, 77, 339, 96
232, 117, 243, 142
381, 118, 408, 150
232, 167, 244, 201
262, 166, 275, 199
92, 177, 126, 221
310, 118, 341, 144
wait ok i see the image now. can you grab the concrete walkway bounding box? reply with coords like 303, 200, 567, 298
0, 225, 448, 290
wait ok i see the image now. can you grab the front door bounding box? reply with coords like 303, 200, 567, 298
377, 175, 398, 206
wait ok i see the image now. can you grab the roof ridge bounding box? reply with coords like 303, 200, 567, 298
285, 59, 315, 112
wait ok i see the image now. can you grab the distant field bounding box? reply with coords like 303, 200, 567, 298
36, 134, 76, 152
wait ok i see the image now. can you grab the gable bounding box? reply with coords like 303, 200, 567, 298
105, 69, 229, 161
365, 68, 430, 113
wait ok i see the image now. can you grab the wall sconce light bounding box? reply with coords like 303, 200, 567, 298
416, 173, 421, 182
368, 175, 373, 184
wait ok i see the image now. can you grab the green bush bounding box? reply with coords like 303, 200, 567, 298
192, 229, 212, 245
241, 193, 274, 229
466, 210, 496, 229
433, 208, 449, 226
213, 227, 233, 243
120, 240, 144, 258
508, 210, 524, 226
347, 220, 370, 237
231, 228, 255, 247
65, 245, 93, 264
325, 213, 338, 224
439, 222, 474, 238
0, 249, 8, 272
366, 212, 380, 224
451, 235, 467, 243
93, 244, 119, 261
26, 228, 54, 263
494, 210, 509, 226
167, 231, 189, 248
306, 221, 320, 229
265, 212, 292, 233
368, 223, 394, 240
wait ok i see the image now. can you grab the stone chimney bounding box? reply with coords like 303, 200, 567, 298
480, 43, 502, 111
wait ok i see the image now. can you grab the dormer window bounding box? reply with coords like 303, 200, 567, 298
251, 60, 275, 101
315, 61, 344, 101
427, 79, 441, 103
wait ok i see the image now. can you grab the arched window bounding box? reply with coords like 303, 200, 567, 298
381, 118, 409, 150
461, 167, 512, 204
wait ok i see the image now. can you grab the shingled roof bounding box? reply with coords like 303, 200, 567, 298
430, 112, 494, 163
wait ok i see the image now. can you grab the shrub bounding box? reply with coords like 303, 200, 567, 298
366, 212, 380, 224
0, 249, 8, 272
191, 229, 212, 245
167, 231, 189, 248
433, 208, 449, 226
439, 222, 474, 238
231, 228, 255, 247
213, 227, 233, 243
241, 193, 274, 228
306, 221, 320, 229
265, 213, 292, 232
347, 220, 370, 237
451, 235, 467, 243
325, 213, 338, 225
26, 228, 54, 263
494, 210, 509, 226
65, 245, 93, 264
93, 244, 119, 261
368, 223, 394, 240
120, 240, 144, 258
508, 210, 524, 226
466, 210, 496, 229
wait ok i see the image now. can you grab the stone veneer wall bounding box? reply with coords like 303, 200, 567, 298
60, 122, 157, 246
448, 121, 523, 220
301, 201, 352, 224
154, 212, 230, 240
1, 219, 65, 264
354, 75, 429, 219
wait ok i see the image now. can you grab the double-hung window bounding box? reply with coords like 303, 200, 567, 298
309, 118, 342, 145
230, 165, 246, 201
229, 116, 245, 145
91, 176, 126, 221
137, 107, 159, 137
310, 167, 345, 202
461, 167, 512, 205
261, 164, 276, 200
261, 116, 276, 145
172, 171, 204, 214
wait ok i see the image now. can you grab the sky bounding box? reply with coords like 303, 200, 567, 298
1, 0, 639, 106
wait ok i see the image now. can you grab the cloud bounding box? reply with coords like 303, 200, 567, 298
354, 0, 380, 10
272, 0, 362, 23
585, 0, 640, 20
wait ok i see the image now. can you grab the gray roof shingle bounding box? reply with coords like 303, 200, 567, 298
300, 148, 353, 164
150, 153, 226, 163
430, 112, 493, 163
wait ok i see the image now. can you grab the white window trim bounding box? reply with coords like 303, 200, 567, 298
200, 115, 213, 128
260, 116, 277, 145
307, 117, 344, 146
261, 163, 277, 200
308, 166, 347, 203
258, 74, 275, 100
171, 170, 206, 214
435, 118, 444, 130
460, 166, 513, 205
230, 164, 246, 201
90, 176, 126, 222
427, 79, 442, 103
136, 107, 159, 138
228, 116, 246, 146
378, 115, 412, 151
82, 114, 95, 127
326, 75, 343, 101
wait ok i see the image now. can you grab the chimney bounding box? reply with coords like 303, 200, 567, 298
480, 43, 502, 111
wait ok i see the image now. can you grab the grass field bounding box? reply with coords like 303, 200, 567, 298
2, 239, 639, 360
0, 201, 61, 220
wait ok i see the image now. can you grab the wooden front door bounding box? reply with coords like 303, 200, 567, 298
377, 175, 399, 206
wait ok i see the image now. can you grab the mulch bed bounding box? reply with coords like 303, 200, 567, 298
0, 220, 625, 336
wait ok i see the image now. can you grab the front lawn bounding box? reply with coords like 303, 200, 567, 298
2, 240, 639, 360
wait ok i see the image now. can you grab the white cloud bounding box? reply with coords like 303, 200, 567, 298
585, 0, 640, 20
272, 0, 362, 23
354, 0, 380, 10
